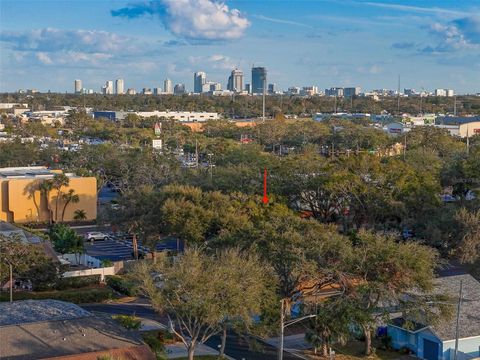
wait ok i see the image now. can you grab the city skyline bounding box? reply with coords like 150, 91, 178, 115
1, 0, 479, 93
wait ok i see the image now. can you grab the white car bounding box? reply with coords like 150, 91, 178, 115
86, 232, 109, 241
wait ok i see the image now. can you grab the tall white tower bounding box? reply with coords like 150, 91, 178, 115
164, 78, 173, 94
115, 79, 124, 95
105, 80, 114, 95
74, 79, 82, 94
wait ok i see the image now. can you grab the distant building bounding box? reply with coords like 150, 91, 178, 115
288, 87, 301, 95
245, 83, 251, 94
227, 68, 244, 92
325, 87, 344, 97
142, 88, 152, 95
0, 167, 97, 223
344, 87, 361, 97
126, 88, 136, 95
164, 78, 173, 94
268, 83, 276, 94
74, 79, 82, 94
153, 87, 162, 95
194, 71, 207, 93
404, 88, 417, 96
115, 78, 124, 95
174, 83, 186, 95
134, 111, 219, 122
251, 67, 267, 94
209, 82, 222, 91
106, 80, 114, 95
435, 89, 454, 97
0, 300, 155, 360
301, 86, 318, 96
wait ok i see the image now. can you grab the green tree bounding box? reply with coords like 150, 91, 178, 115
73, 209, 87, 221
51, 173, 70, 223
132, 248, 272, 360
347, 230, 444, 355
61, 189, 80, 222
48, 223, 84, 258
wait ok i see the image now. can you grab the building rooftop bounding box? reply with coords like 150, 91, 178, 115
0, 166, 77, 179
431, 274, 480, 341
391, 274, 480, 341
0, 300, 91, 326
0, 300, 153, 360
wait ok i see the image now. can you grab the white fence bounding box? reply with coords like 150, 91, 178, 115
63, 267, 115, 282
60, 253, 102, 268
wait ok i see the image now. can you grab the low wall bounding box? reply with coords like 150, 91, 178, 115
63, 267, 115, 282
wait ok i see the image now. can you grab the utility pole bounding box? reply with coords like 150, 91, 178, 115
453, 280, 463, 360
397, 74, 401, 114
262, 76, 266, 122
454, 96, 457, 116
195, 139, 199, 168
278, 299, 285, 360
9, 263, 13, 303
466, 127, 470, 155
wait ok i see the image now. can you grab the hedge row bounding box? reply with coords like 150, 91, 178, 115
105, 275, 137, 296
0, 286, 113, 304
55, 275, 101, 290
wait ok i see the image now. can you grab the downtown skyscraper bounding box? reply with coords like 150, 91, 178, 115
251, 67, 267, 94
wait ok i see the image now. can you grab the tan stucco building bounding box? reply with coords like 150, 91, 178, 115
0, 167, 97, 223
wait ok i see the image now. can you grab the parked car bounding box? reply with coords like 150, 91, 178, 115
86, 231, 109, 241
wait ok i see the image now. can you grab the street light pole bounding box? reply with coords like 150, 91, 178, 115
453, 280, 463, 360
278, 299, 317, 360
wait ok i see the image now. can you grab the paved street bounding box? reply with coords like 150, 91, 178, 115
81, 301, 303, 360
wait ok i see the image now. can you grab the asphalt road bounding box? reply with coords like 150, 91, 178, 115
81, 302, 302, 360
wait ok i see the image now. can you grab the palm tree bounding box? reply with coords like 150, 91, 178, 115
39, 180, 54, 224
73, 209, 87, 221
51, 173, 70, 222
61, 189, 80, 223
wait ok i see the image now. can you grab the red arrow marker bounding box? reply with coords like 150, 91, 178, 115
262, 168, 269, 204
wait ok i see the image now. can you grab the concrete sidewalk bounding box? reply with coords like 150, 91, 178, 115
166, 342, 235, 359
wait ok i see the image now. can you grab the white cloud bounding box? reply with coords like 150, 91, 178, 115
253, 14, 312, 28
189, 54, 238, 70
35, 52, 53, 65
111, 0, 250, 41
0, 28, 135, 53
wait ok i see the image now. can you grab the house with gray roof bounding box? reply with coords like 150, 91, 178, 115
387, 274, 480, 360
0, 299, 155, 360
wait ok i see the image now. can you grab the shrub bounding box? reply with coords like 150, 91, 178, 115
0, 286, 113, 303
101, 259, 114, 267
112, 314, 141, 330
55, 275, 101, 290
105, 275, 137, 296
142, 332, 167, 359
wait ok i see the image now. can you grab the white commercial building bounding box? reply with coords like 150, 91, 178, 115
134, 111, 219, 122
115, 79, 124, 95
164, 78, 173, 94
74, 79, 82, 94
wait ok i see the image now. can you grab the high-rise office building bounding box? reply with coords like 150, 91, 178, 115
194, 71, 206, 93
74, 79, 82, 94
268, 83, 276, 94
174, 83, 186, 95
245, 84, 251, 94
325, 87, 344, 97
227, 68, 244, 92
103, 80, 114, 95
115, 79, 124, 95
153, 87, 162, 95
344, 87, 361, 97
251, 67, 267, 94
164, 78, 173, 94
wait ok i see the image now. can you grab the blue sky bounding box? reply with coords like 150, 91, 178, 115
1, 0, 479, 93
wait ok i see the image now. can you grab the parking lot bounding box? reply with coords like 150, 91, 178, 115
83, 234, 182, 261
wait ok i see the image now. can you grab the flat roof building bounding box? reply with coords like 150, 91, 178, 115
0, 300, 155, 360
0, 167, 97, 223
